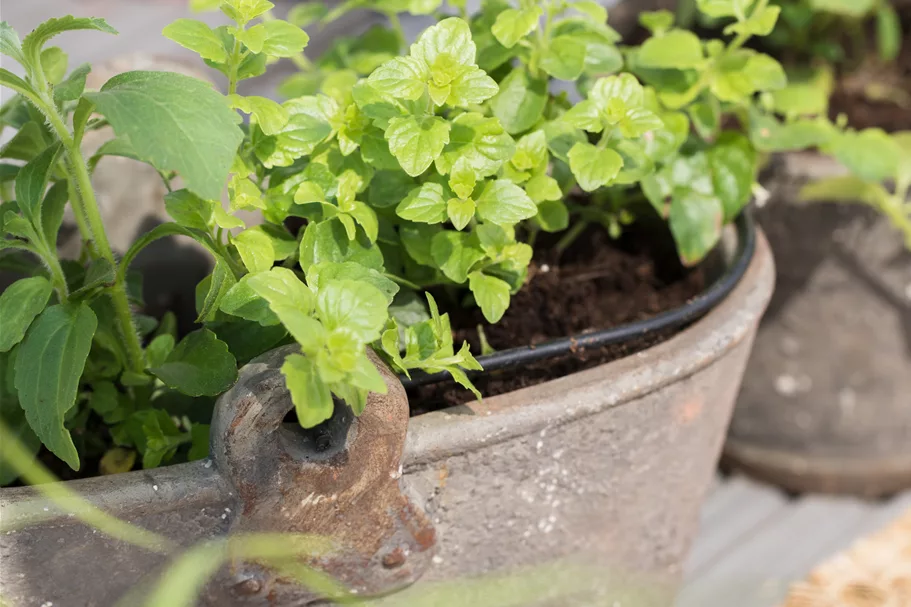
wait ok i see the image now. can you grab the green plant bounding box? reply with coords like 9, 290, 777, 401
2, 0, 799, 483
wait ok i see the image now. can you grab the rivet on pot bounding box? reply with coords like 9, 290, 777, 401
381, 547, 406, 569
232, 577, 264, 596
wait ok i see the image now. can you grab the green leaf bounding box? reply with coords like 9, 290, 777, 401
724, 5, 780, 36
448, 67, 499, 107
476, 179, 536, 226
228, 94, 289, 136
259, 20, 310, 58
385, 115, 451, 177
535, 200, 569, 232
164, 189, 213, 231
145, 334, 175, 369
876, 3, 901, 62
447, 197, 476, 231
526, 174, 562, 203
511, 130, 547, 171
412, 17, 477, 68
639, 10, 675, 35
397, 182, 447, 224
22, 16, 117, 68
40, 46, 68, 85
769, 67, 833, 118
197, 261, 237, 322
221, 275, 281, 326
40, 180, 68, 248
317, 280, 388, 341
696, 0, 756, 18
827, 129, 900, 183
0, 68, 35, 98
541, 36, 587, 81
468, 271, 510, 323
431, 231, 484, 283
490, 69, 547, 134
707, 132, 756, 221
282, 353, 334, 428
15, 302, 97, 470
71, 258, 116, 299
308, 261, 399, 304
809, 0, 875, 17
163, 19, 228, 62
15, 143, 62, 223
53, 62, 91, 103
574, 1, 608, 22
288, 2, 329, 26
668, 191, 723, 266
0, 277, 53, 352
568, 142, 623, 192
85, 71, 244, 200
492, 7, 542, 48
367, 56, 428, 100
800, 175, 890, 207
233, 228, 275, 273
247, 267, 315, 312
299, 220, 384, 272
436, 112, 515, 185
150, 329, 237, 397
0, 22, 26, 65
637, 30, 704, 69
711, 51, 786, 102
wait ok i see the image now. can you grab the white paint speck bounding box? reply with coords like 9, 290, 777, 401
535, 440, 543, 451
774, 374, 799, 396
203, 460, 212, 469
432, 555, 444, 565
221, 513, 227, 520
43, 507, 49, 512
540, 264, 551, 273
224, 508, 231, 513
152, 485, 158, 491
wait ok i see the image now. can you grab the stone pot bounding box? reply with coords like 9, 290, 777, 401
0, 221, 774, 606
725, 152, 911, 497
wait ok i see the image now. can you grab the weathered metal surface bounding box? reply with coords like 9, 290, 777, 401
0, 225, 774, 606
727, 152, 911, 497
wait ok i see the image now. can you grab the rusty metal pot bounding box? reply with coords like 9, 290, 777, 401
0, 222, 774, 606
725, 152, 911, 498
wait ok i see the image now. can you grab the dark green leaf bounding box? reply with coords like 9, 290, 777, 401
150, 329, 237, 397
490, 69, 547, 134
22, 16, 117, 67
164, 189, 214, 231
39, 180, 68, 249
669, 190, 723, 266
14, 302, 97, 469
0, 277, 53, 352
15, 143, 62, 223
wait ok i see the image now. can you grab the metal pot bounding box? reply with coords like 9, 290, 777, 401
0, 221, 774, 606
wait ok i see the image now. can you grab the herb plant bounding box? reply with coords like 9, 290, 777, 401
1, 0, 801, 483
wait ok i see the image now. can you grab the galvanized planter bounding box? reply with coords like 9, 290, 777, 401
726, 152, 911, 497
0, 224, 774, 607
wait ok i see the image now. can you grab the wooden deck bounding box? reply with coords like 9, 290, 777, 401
678, 475, 911, 607
5, 3, 911, 606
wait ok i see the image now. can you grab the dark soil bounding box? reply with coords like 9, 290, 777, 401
409, 218, 706, 412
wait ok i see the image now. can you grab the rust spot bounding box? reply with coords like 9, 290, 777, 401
228, 397, 256, 435
678, 399, 703, 424
438, 464, 449, 489
381, 547, 406, 569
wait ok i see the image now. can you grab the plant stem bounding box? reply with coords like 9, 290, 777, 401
65, 174, 96, 258
37, 95, 146, 373
228, 38, 242, 95
555, 220, 589, 256
388, 12, 407, 51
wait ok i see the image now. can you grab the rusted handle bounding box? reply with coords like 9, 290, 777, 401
207, 345, 435, 604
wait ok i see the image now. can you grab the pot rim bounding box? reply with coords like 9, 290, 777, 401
402, 219, 775, 469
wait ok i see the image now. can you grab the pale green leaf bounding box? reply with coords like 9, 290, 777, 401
468, 271, 510, 323
526, 174, 562, 203
260, 20, 309, 58
637, 30, 703, 69
541, 36, 587, 81
568, 142, 623, 192
247, 267, 314, 312
366, 56, 428, 100
163, 19, 228, 62
489, 69, 547, 134
411, 17, 476, 67
669, 191, 724, 266
431, 230, 484, 283
492, 7, 542, 48
40, 47, 68, 85
220, 276, 281, 326
0, 21, 26, 65
229, 94, 289, 135
282, 353, 334, 428
317, 280, 388, 341
396, 182, 447, 223
476, 179, 537, 226
233, 228, 275, 273
447, 197, 476, 230
22, 16, 117, 67
385, 115, 451, 177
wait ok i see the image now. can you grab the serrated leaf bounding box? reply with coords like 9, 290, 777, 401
299, 219, 384, 272
447, 197, 476, 230
526, 174, 562, 203
164, 189, 213, 231
229, 94, 289, 135
637, 30, 703, 69
85, 71, 244, 200
15, 302, 97, 470
448, 66, 499, 107
568, 142, 623, 192
492, 7, 542, 48
476, 179, 536, 226
22, 16, 117, 67
490, 69, 547, 134
468, 271, 510, 323
246, 266, 315, 312
220, 275, 281, 326
150, 329, 237, 397
53, 63, 91, 103
385, 115, 451, 177
282, 353, 333, 429
317, 280, 388, 342
431, 230, 484, 283
163, 19, 228, 62
233, 228, 275, 273
541, 36, 587, 81
0, 277, 53, 352
0, 22, 26, 65
367, 56, 428, 100
436, 112, 515, 182
412, 17, 476, 67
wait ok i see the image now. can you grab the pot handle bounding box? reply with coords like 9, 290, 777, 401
208, 345, 435, 604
